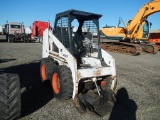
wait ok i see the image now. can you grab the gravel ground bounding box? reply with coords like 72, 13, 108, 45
0, 42, 160, 120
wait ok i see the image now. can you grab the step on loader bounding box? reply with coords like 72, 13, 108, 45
40, 9, 117, 116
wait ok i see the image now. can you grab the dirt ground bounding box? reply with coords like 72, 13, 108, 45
0, 42, 160, 120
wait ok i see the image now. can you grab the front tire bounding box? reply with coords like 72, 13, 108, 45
40, 58, 56, 82
7, 35, 14, 43
51, 66, 73, 100
0, 73, 21, 120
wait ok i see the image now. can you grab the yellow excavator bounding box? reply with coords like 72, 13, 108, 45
100, 0, 160, 55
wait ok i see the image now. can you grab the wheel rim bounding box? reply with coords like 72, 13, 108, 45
41, 64, 46, 81
52, 73, 60, 94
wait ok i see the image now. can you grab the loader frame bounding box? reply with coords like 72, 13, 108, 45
42, 9, 117, 100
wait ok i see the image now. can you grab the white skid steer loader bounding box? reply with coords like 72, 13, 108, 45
40, 9, 117, 115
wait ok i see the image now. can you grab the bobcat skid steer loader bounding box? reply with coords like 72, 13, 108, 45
40, 9, 117, 115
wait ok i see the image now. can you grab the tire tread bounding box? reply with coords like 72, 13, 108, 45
52, 66, 73, 100
0, 73, 21, 120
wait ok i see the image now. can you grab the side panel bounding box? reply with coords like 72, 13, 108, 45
101, 49, 117, 90
43, 29, 78, 99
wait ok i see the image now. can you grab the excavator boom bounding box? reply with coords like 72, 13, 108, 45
127, 0, 160, 33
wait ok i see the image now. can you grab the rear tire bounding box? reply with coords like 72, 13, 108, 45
40, 58, 56, 82
51, 66, 73, 100
0, 73, 21, 120
7, 35, 11, 43
7, 35, 14, 43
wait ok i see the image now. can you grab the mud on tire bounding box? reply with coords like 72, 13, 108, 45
51, 66, 73, 100
40, 58, 56, 82
0, 73, 21, 120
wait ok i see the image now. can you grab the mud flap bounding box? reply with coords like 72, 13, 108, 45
76, 89, 116, 116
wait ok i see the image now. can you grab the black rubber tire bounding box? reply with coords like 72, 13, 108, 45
0, 73, 21, 120
40, 58, 56, 82
51, 65, 73, 100
7, 35, 14, 43
7, 35, 11, 43
23, 36, 27, 43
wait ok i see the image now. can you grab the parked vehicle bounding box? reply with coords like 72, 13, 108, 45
30, 21, 50, 43
4, 22, 30, 43
0, 25, 4, 35
149, 32, 160, 50
25, 27, 32, 40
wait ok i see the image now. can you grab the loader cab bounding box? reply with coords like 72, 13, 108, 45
53, 9, 102, 58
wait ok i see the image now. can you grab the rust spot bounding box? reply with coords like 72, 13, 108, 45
72, 98, 80, 109
95, 69, 101, 76
111, 75, 116, 80
77, 72, 81, 81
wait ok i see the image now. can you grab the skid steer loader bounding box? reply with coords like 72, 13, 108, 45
40, 9, 117, 115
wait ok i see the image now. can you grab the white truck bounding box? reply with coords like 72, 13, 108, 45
4, 22, 30, 43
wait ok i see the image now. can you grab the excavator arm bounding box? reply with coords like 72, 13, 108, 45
126, 0, 160, 33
